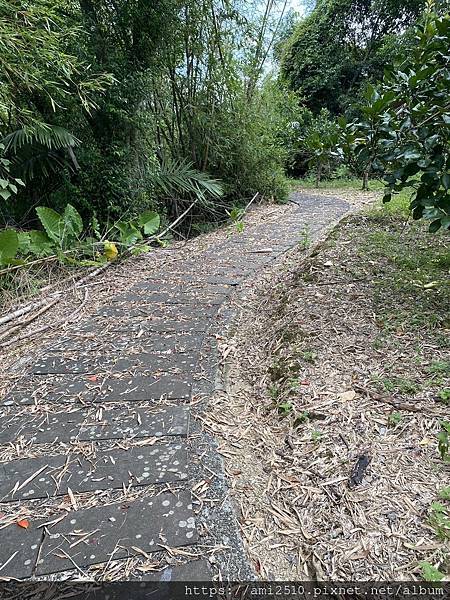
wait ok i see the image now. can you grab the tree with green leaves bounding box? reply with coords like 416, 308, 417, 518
280, 0, 424, 115
0, 0, 112, 221
363, 4, 450, 231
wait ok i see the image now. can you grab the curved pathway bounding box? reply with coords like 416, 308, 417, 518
0, 193, 350, 581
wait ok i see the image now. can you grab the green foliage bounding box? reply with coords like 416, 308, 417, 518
0, 230, 19, 265
0, 203, 163, 267
0, 143, 25, 203
438, 420, 450, 462
153, 160, 224, 210
298, 226, 312, 249
438, 389, 450, 403
138, 211, 161, 236
0, 0, 112, 126
429, 501, 450, 540
35, 205, 83, 249
338, 85, 397, 188
358, 8, 450, 231
303, 110, 341, 185
288, 108, 341, 181
311, 430, 323, 442
388, 412, 402, 426
419, 561, 445, 582
281, 0, 423, 115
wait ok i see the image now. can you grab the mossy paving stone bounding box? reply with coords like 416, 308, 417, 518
0, 406, 189, 445
0, 521, 43, 579
0, 441, 188, 501
1, 373, 191, 407
31, 351, 199, 375
36, 490, 197, 576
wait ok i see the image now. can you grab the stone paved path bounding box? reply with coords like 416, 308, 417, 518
0, 194, 350, 581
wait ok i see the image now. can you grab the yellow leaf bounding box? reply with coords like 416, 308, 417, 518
419, 437, 432, 446
103, 241, 118, 261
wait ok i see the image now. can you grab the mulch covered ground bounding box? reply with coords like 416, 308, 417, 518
206, 193, 449, 580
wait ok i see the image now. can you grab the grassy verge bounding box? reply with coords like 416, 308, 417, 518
290, 176, 385, 192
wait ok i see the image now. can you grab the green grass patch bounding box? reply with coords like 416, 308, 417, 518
356, 221, 449, 333
291, 177, 384, 191
371, 375, 421, 396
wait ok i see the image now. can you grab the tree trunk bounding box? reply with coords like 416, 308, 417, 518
362, 170, 369, 191
316, 162, 323, 188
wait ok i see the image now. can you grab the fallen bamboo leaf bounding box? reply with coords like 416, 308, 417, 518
339, 389, 356, 402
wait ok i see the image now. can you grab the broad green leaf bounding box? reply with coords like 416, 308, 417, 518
28, 230, 55, 256
63, 204, 83, 238
115, 221, 142, 245
138, 210, 160, 235
36, 206, 63, 243
131, 244, 152, 256
0, 229, 19, 265
17, 232, 31, 253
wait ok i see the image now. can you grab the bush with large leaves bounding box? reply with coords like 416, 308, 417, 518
371, 7, 450, 231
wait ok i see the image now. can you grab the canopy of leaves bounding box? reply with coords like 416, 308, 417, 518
281, 0, 424, 115
0, 0, 112, 127
373, 9, 450, 231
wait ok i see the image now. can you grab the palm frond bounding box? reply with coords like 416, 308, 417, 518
153, 159, 224, 205
2, 124, 79, 154
10, 150, 68, 181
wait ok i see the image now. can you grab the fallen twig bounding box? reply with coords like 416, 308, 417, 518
0, 296, 61, 328
0, 289, 89, 348
354, 385, 432, 413
0, 297, 61, 342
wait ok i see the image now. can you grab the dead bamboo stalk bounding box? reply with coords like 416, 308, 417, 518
0, 290, 88, 349
0, 297, 61, 343
0, 296, 62, 328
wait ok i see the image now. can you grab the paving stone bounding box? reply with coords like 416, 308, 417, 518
142, 558, 212, 582
113, 291, 227, 306
1, 373, 191, 407
0, 441, 188, 501
94, 374, 191, 403
139, 276, 240, 290
0, 406, 189, 445
36, 490, 197, 575
95, 303, 218, 319
31, 351, 199, 375
51, 332, 205, 353
0, 521, 42, 578
77, 316, 213, 334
